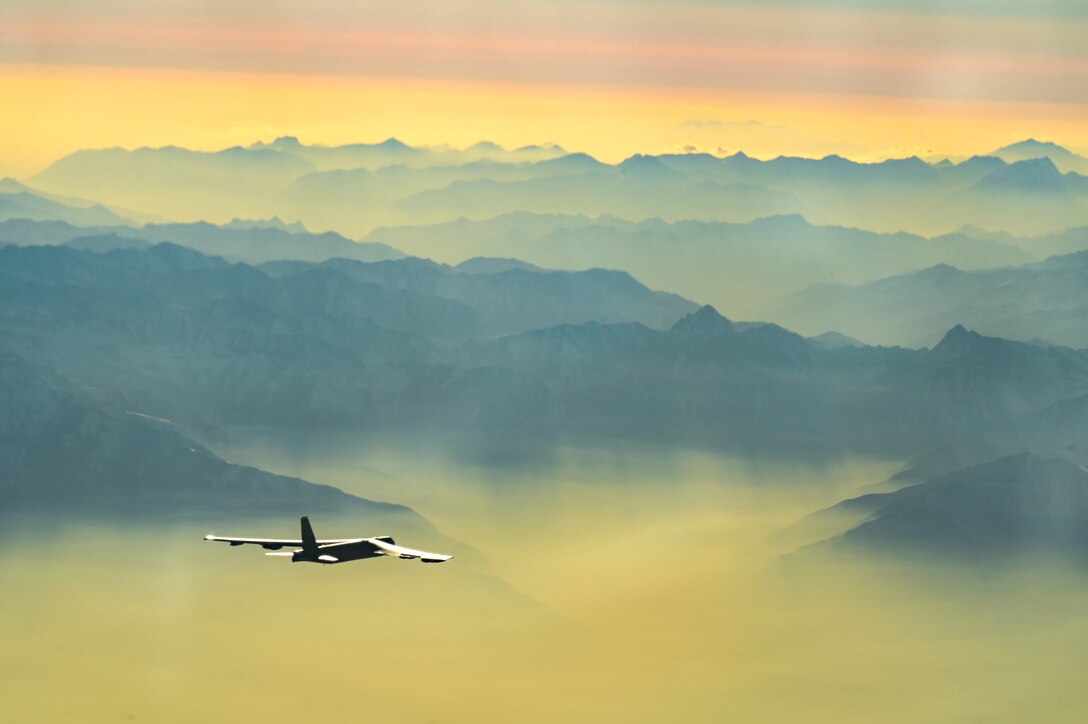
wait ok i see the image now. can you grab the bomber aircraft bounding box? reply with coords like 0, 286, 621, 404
204, 516, 453, 565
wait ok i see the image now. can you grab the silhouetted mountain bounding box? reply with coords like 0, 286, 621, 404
0, 244, 703, 426
919, 325, 1088, 423
0, 218, 110, 245
0, 218, 404, 265
977, 157, 1068, 193
23, 138, 1088, 237
990, 139, 1088, 175
65, 233, 151, 252
454, 257, 542, 274
813, 453, 1088, 562
224, 216, 309, 233
279, 155, 599, 233
533, 152, 605, 173
28, 139, 569, 227
261, 256, 698, 335
365, 213, 1031, 316
391, 170, 800, 229
0, 178, 132, 226
670, 305, 734, 340
447, 320, 1088, 448
806, 331, 865, 350
764, 250, 1088, 348
130, 222, 405, 264
929, 159, 1088, 235
4, 243, 1086, 453
31, 145, 314, 222
0, 350, 417, 515
1029, 224, 1088, 256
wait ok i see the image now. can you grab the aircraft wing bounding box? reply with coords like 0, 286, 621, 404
204, 531, 452, 563
203, 535, 350, 550
366, 537, 453, 563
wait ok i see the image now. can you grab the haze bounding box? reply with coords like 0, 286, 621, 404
5, 442, 1085, 723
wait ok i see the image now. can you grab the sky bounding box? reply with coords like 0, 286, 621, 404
2, 0, 1088, 176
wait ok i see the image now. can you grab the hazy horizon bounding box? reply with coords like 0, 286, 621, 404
8, 130, 1088, 181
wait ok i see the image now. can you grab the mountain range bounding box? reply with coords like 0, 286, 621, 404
8, 134, 1088, 571
763, 249, 1088, 348
0, 347, 416, 520
0, 178, 133, 226
4, 241, 1086, 455
0, 218, 404, 266
990, 139, 1088, 175
363, 212, 1036, 316
22, 138, 1088, 237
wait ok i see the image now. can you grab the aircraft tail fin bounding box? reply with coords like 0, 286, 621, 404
300, 516, 318, 556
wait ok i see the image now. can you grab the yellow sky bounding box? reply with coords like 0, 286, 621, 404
3, 63, 1086, 178
3, 1, 1088, 176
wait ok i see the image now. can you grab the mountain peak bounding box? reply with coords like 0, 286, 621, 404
618, 154, 680, 178
670, 305, 734, 339
0, 177, 28, 193
988, 140, 1088, 174
915, 262, 966, 281
271, 135, 302, 148
752, 213, 810, 230
379, 137, 412, 150
932, 324, 982, 353
977, 156, 1065, 192
619, 153, 660, 166
468, 140, 504, 152
993, 138, 1071, 156
539, 152, 602, 170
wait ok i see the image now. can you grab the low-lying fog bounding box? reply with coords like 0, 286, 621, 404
3, 435, 1086, 722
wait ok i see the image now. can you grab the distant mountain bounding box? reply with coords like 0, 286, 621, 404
763, 249, 1088, 348
23, 138, 1088, 236
669, 304, 735, 340
260, 256, 699, 335
0, 350, 417, 515
391, 171, 801, 228
805, 331, 865, 350
65, 233, 151, 252
810, 453, 1088, 563
1028, 224, 1088, 257
0, 218, 405, 265
28, 139, 568, 227
365, 213, 1032, 317
0, 218, 111, 246
247, 135, 424, 171
278, 156, 598, 234
990, 139, 1088, 175
920, 325, 1088, 422
247, 136, 566, 170
928, 158, 1088, 235
31, 145, 315, 223
0, 178, 132, 226
223, 216, 309, 233
454, 257, 543, 274
123, 222, 405, 265
450, 320, 1088, 448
